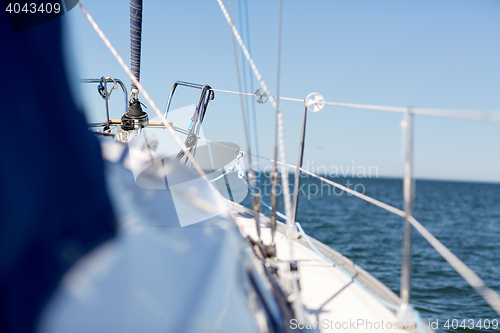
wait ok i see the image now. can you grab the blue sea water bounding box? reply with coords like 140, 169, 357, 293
241, 175, 500, 333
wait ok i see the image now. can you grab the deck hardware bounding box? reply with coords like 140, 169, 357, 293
398, 108, 415, 322
81, 78, 128, 115
164, 82, 214, 165
269, 170, 279, 245
98, 77, 111, 130
304, 92, 324, 112
289, 261, 300, 290
291, 94, 317, 225
121, 0, 149, 132
290, 93, 323, 232
253, 193, 262, 241
97, 76, 118, 100
264, 244, 276, 258
254, 88, 268, 104
121, 88, 149, 131
81, 78, 128, 133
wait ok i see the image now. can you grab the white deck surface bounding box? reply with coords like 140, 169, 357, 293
234, 215, 423, 333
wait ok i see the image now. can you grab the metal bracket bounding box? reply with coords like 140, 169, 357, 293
254, 88, 268, 104
304, 92, 324, 112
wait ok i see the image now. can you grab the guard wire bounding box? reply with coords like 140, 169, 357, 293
210, 88, 500, 123
227, 0, 262, 240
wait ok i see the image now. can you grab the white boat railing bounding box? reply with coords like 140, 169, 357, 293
242, 142, 500, 318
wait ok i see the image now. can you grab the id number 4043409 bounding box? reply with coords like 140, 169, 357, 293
5, 3, 61, 14
444, 319, 498, 330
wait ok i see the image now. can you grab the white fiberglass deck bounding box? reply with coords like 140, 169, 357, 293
230, 204, 426, 333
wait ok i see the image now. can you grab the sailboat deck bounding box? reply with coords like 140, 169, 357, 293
230, 203, 426, 333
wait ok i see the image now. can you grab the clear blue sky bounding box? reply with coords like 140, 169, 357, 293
65, 0, 500, 183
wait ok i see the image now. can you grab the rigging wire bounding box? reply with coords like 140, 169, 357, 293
275, 0, 283, 109
209, 88, 500, 123
218, 0, 302, 316
273, 0, 303, 320
226, 0, 252, 174
238, 0, 251, 138
269, 0, 285, 242
273, 0, 283, 165
243, 0, 262, 193
227, 0, 262, 240
238, 0, 262, 193
216, 0, 294, 234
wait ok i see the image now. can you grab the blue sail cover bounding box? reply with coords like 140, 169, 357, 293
0, 10, 115, 333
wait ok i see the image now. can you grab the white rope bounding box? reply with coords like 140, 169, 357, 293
209, 163, 243, 183
210, 171, 230, 183
216, 0, 294, 230
211, 88, 254, 97
412, 107, 500, 122
78, 3, 208, 179
209, 152, 245, 183
210, 88, 500, 123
